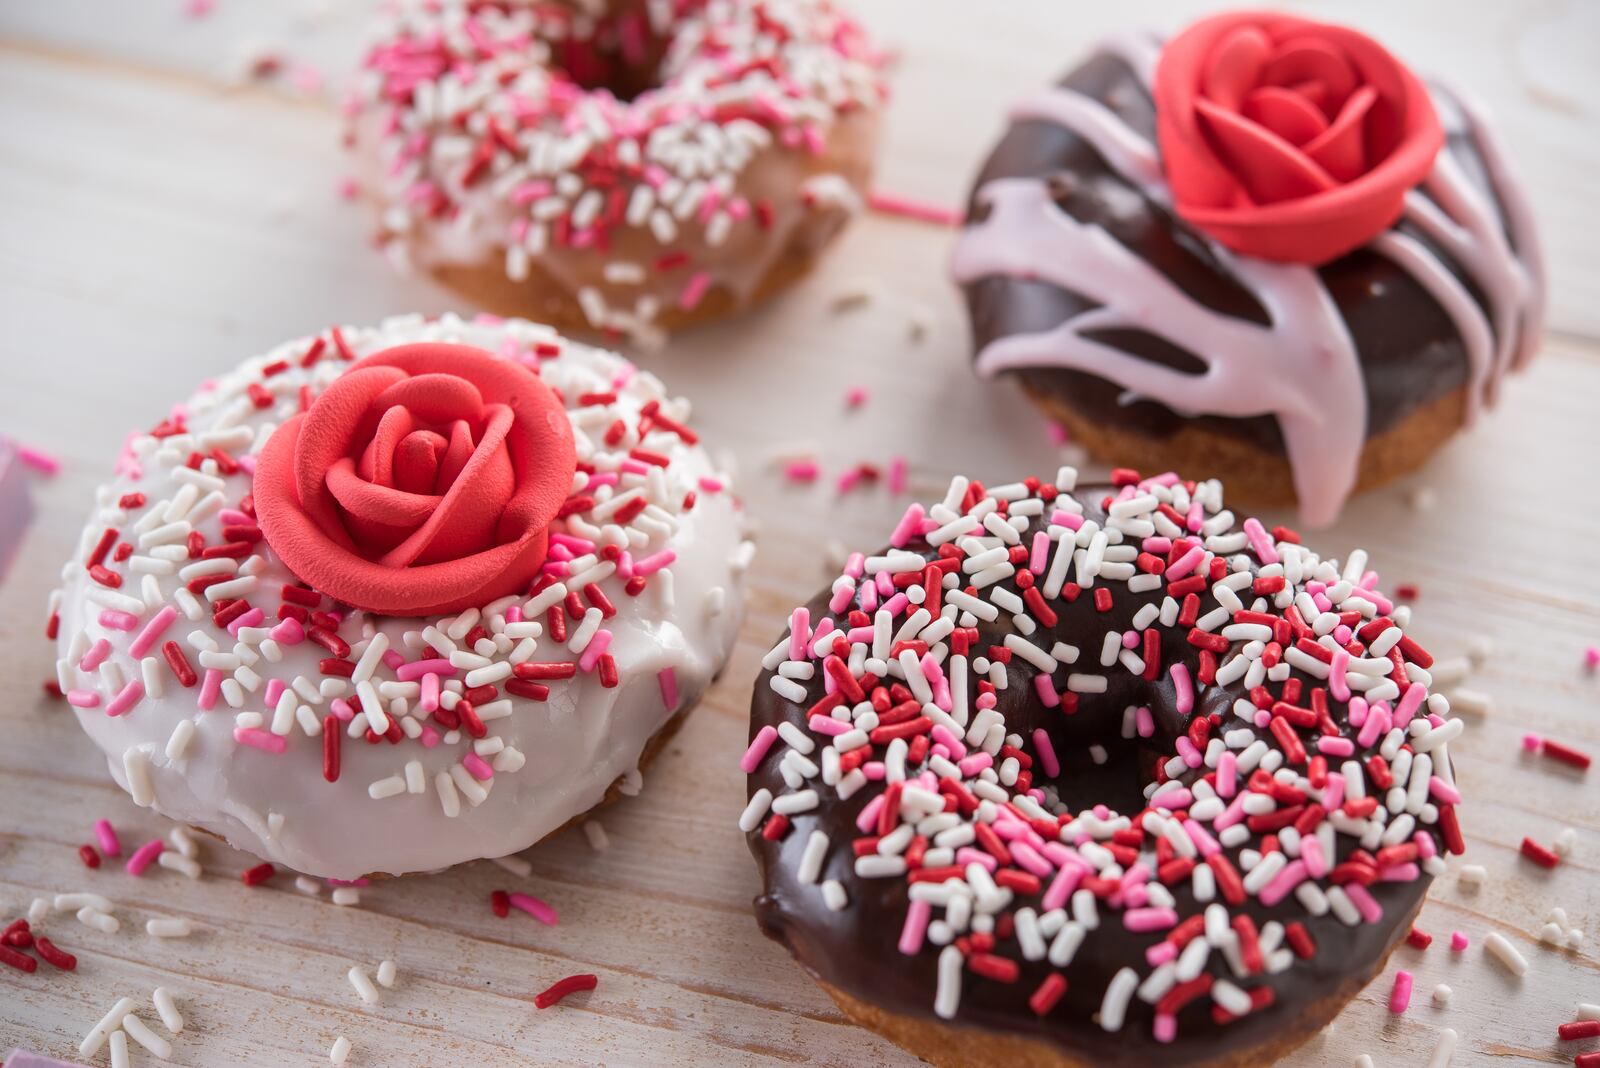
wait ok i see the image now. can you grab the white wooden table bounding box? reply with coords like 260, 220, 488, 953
1, 2, 1598, 1064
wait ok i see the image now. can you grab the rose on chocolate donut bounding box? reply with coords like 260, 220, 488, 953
1154, 11, 1444, 264
254, 342, 575, 616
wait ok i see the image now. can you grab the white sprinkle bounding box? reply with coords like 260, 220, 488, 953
933, 945, 963, 1019
1483, 932, 1528, 976
821, 880, 848, 911
109, 1030, 130, 1068
56, 892, 113, 912
1099, 967, 1139, 1032
490, 853, 532, 878
122, 1013, 173, 1059
1428, 1027, 1458, 1068
1458, 864, 1487, 887
124, 749, 156, 807
1432, 983, 1452, 1007
77, 906, 119, 933
583, 821, 609, 852
81, 997, 137, 1058
157, 852, 201, 879
146, 917, 192, 938
368, 775, 406, 800
348, 964, 380, 1004
153, 987, 184, 1033
376, 959, 398, 988
797, 831, 829, 885
738, 789, 773, 832
330, 1036, 352, 1065
332, 887, 361, 907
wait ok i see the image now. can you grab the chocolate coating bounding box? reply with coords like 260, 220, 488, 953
960, 49, 1513, 456
746, 487, 1434, 1065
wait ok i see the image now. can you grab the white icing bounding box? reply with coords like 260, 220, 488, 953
55, 314, 747, 879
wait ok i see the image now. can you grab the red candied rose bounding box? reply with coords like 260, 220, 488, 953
254, 342, 575, 616
1153, 11, 1444, 264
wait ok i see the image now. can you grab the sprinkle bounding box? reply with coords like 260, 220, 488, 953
740, 726, 778, 773
1428, 1027, 1457, 1068
124, 839, 164, 877
1560, 1020, 1600, 1040
1521, 837, 1560, 869
347, 964, 380, 1004
1389, 970, 1413, 1013
868, 190, 962, 226
507, 892, 558, 925
330, 1035, 352, 1065
146, 917, 192, 938
152, 987, 184, 1034
1431, 983, 1451, 1007
34, 936, 75, 971
1483, 931, 1528, 976
1540, 738, 1592, 771
376, 959, 397, 988
94, 818, 123, 856
1450, 931, 1469, 952
534, 973, 598, 1009
241, 862, 275, 887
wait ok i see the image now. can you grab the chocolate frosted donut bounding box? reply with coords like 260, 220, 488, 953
952, 14, 1544, 526
743, 468, 1461, 1066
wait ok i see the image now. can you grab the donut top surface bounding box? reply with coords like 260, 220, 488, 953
349, 0, 887, 343
50, 314, 751, 879
744, 469, 1461, 1060
952, 18, 1544, 526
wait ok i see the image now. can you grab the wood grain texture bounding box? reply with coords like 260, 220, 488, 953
0, 2, 1597, 1065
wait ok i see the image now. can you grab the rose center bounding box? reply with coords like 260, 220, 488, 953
393, 428, 449, 495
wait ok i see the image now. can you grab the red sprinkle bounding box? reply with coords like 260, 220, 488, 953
1520, 837, 1560, 869
0, 943, 36, 973
1406, 927, 1433, 950
34, 936, 75, 971
1560, 1020, 1600, 1041
241, 862, 276, 886
78, 844, 101, 869
1541, 739, 1592, 771
1028, 972, 1068, 1016
490, 889, 511, 918
534, 973, 598, 1009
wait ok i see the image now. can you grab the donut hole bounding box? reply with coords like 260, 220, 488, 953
549, 12, 673, 103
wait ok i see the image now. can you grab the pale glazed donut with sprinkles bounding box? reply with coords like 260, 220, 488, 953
744, 468, 1462, 1067
49, 313, 751, 880
346, 0, 887, 347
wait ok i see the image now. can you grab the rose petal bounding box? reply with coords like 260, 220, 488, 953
1200, 24, 1271, 111
1195, 96, 1338, 205
393, 428, 447, 494
369, 373, 486, 427
283, 365, 409, 552
1301, 84, 1376, 182
1261, 36, 1358, 116
436, 418, 478, 492
360, 403, 417, 487
379, 403, 514, 568
325, 457, 439, 558
1241, 86, 1329, 148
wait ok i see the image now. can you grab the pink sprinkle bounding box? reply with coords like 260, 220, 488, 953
1344, 882, 1384, 924
632, 549, 676, 576
268, 616, 305, 645
507, 892, 557, 925
697, 476, 725, 493
94, 818, 122, 857
658, 668, 678, 712
1216, 751, 1238, 798
1316, 736, 1355, 758
336, 176, 361, 200
1135, 705, 1155, 738
740, 725, 778, 773
125, 839, 164, 877
1033, 673, 1059, 709
397, 657, 456, 682
1046, 422, 1070, 447
98, 610, 139, 632
1170, 663, 1194, 715
264, 678, 286, 709
578, 629, 612, 672
130, 605, 179, 658
67, 690, 101, 709
867, 190, 962, 226
898, 899, 931, 955
419, 726, 441, 748
227, 606, 265, 636
233, 727, 286, 754
808, 714, 850, 737
79, 638, 112, 672
462, 753, 495, 781
14, 442, 61, 475
788, 608, 811, 661
887, 456, 908, 495
843, 386, 870, 409
1124, 907, 1178, 933
1164, 546, 1205, 582
1388, 970, 1413, 1014
1585, 645, 1600, 669
1031, 728, 1060, 778
784, 459, 820, 482
1522, 732, 1543, 752
1242, 517, 1279, 565
106, 679, 144, 718
888, 504, 924, 548
198, 668, 222, 711
1029, 531, 1051, 575
679, 271, 711, 311
1450, 931, 1469, 952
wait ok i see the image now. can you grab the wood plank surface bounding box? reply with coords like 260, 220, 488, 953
1, 2, 1597, 1065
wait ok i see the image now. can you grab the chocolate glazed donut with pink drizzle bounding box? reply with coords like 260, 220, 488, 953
953, 14, 1544, 526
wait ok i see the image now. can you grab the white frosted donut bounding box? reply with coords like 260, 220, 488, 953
49, 313, 750, 879
347, 0, 887, 344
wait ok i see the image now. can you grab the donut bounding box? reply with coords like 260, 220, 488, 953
952, 12, 1544, 526
347, 0, 887, 346
743, 467, 1461, 1066
48, 313, 751, 880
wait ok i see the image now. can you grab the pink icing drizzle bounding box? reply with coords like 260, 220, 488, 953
952, 33, 1542, 526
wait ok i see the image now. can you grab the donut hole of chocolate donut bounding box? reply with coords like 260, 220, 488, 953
547, 6, 672, 103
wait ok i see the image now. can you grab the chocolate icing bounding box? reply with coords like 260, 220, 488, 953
959, 47, 1527, 463
746, 485, 1436, 1065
